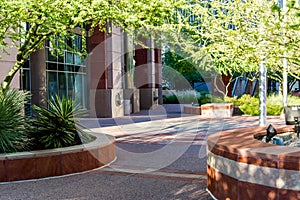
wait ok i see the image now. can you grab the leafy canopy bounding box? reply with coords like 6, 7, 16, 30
0, 0, 184, 89
163, 0, 300, 82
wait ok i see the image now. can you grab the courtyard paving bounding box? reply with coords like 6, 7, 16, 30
0, 104, 284, 200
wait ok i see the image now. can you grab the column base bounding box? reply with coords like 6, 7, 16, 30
139, 88, 158, 110
124, 88, 140, 113
90, 89, 124, 118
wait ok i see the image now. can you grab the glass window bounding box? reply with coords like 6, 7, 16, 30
66, 65, 73, 72
47, 48, 57, 62
47, 62, 57, 71
58, 73, 67, 98
45, 34, 87, 109
67, 73, 75, 99
66, 37, 74, 49
21, 69, 30, 91
74, 54, 82, 65
23, 60, 30, 69
75, 74, 83, 107
66, 52, 74, 64
82, 75, 87, 108
21, 68, 31, 116
74, 35, 82, 52
58, 52, 64, 63
58, 64, 65, 71
74, 65, 80, 72
48, 72, 58, 100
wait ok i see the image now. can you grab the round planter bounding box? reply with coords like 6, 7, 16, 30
207, 125, 300, 200
0, 132, 116, 182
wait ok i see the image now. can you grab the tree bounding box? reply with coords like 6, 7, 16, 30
0, 0, 183, 90
163, 49, 204, 89
163, 0, 300, 97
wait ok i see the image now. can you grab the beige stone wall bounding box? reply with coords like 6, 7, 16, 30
0, 38, 20, 89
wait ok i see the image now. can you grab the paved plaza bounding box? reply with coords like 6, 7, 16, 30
0, 105, 284, 200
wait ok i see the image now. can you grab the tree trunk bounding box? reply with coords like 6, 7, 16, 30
30, 47, 47, 107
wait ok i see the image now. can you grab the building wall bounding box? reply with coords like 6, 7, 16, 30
0, 38, 19, 89
0, 28, 162, 118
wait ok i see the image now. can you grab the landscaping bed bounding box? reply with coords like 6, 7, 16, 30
0, 131, 116, 182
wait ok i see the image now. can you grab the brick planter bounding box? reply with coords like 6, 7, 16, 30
201, 103, 233, 118
0, 132, 116, 182
183, 105, 201, 115
206, 125, 300, 200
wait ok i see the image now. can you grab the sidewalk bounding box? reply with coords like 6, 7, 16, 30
0, 104, 285, 200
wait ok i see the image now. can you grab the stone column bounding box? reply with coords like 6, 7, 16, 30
88, 25, 124, 118
30, 47, 47, 107
135, 36, 158, 110
123, 33, 140, 114
155, 48, 163, 105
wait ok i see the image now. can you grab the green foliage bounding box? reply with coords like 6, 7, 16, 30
29, 95, 89, 150
0, 89, 29, 153
164, 0, 300, 86
163, 90, 199, 104
162, 90, 224, 104
176, 90, 200, 104
162, 85, 170, 90
0, 0, 183, 89
238, 95, 260, 116
163, 50, 203, 87
266, 104, 283, 116
163, 94, 179, 104
268, 93, 300, 106
225, 96, 240, 106
226, 94, 300, 116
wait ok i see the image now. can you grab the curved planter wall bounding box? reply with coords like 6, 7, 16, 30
0, 132, 116, 182
207, 126, 300, 200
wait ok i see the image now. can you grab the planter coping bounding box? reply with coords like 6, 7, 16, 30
0, 131, 115, 160
207, 125, 300, 170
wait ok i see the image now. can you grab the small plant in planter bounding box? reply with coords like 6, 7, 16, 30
0, 89, 30, 153
29, 95, 91, 150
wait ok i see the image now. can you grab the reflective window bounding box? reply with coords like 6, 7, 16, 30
46, 34, 87, 109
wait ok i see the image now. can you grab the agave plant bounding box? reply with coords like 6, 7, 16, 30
30, 95, 89, 150
0, 89, 29, 153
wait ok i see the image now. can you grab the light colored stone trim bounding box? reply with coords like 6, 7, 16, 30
0, 59, 16, 63
101, 167, 206, 179
207, 150, 300, 190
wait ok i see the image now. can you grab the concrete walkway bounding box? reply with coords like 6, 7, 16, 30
0, 104, 285, 200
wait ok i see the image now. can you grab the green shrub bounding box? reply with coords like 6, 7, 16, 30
199, 95, 211, 105
0, 89, 29, 153
163, 90, 200, 104
176, 90, 200, 104
162, 85, 170, 90
226, 94, 300, 116
225, 96, 240, 106
268, 94, 300, 106
163, 94, 179, 104
267, 104, 283, 116
29, 95, 90, 150
212, 96, 225, 103
238, 95, 260, 116
163, 90, 225, 105
287, 95, 300, 105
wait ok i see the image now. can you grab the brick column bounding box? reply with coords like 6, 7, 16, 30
88, 25, 124, 117
135, 37, 158, 109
